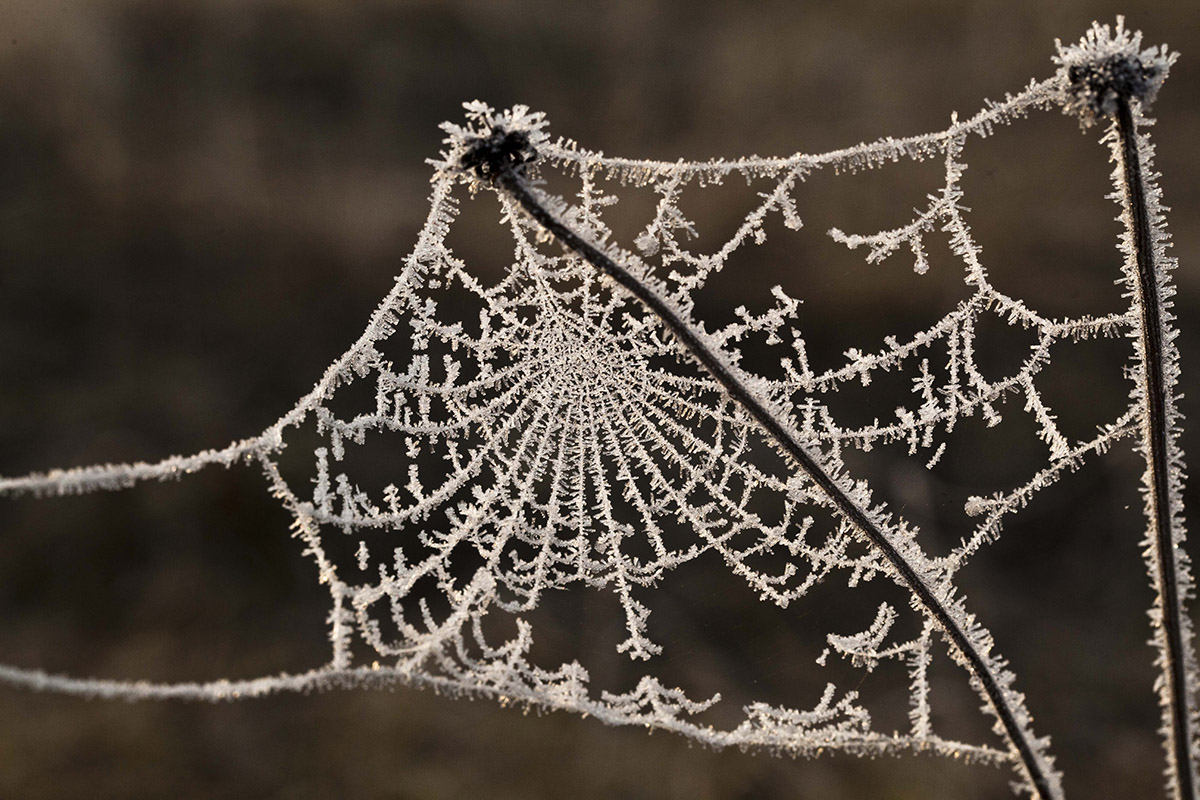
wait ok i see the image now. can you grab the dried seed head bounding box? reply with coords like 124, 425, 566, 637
1054, 17, 1177, 126
459, 127, 539, 181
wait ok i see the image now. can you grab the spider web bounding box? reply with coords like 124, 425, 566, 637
0, 19, 1187, 797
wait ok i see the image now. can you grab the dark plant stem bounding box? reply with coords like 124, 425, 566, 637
481, 159, 1058, 800
1116, 94, 1198, 800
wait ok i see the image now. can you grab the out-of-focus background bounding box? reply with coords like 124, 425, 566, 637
0, 1, 1196, 797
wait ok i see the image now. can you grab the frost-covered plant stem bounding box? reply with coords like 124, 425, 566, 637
1115, 94, 1199, 799
469, 131, 1060, 800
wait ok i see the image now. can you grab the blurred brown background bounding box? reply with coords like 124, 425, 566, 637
0, 1, 1197, 798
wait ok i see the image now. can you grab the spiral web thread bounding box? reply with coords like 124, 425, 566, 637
0, 19, 1190, 797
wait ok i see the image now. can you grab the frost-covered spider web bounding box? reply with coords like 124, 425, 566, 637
0, 19, 1189, 799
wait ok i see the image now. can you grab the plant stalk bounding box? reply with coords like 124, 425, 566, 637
1115, 94, 1198, 800
475, 147, 1059, 800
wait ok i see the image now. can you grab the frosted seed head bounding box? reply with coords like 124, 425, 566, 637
459, 126, 539, 182
442, 102, 549, 183
1065, 54, 1165, 121
1054, 17, 1177, 126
